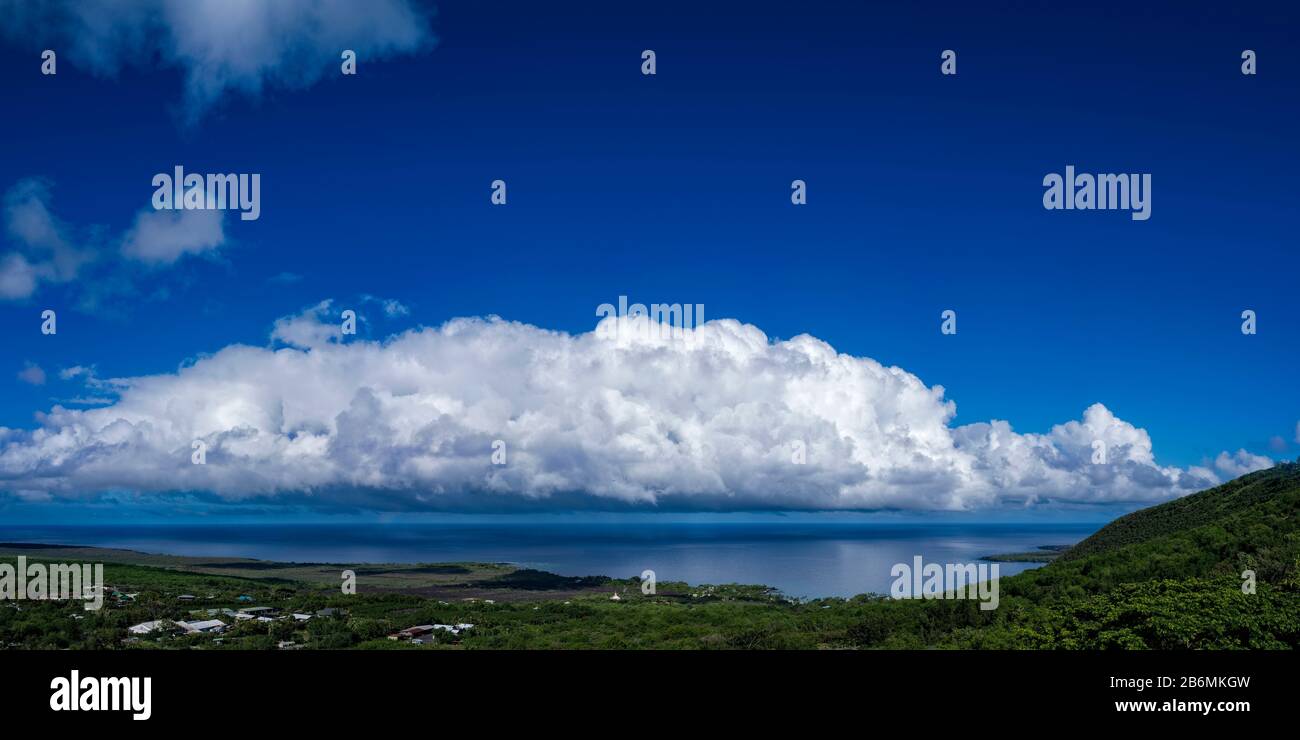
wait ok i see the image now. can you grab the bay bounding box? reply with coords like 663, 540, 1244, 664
0, 521, 1098, 599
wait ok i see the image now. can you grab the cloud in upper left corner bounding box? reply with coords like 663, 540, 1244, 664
0, 0, 437, 121
0, 179, 95, 300
0, 177, 229, 302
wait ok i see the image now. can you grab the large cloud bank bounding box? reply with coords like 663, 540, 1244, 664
0, 309, 1270, 511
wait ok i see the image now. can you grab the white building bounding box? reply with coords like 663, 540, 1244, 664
128, 620, 167, 635
176, 619, 226, 634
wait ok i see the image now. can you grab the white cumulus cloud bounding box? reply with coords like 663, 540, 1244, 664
1213, 449, 1273, 478
0, 308, 1269, 512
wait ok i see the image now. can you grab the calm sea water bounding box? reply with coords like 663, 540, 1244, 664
0, 522, 1098, 599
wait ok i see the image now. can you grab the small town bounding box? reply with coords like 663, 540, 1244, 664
0, 561, 504, 651
113, 589, 478, 649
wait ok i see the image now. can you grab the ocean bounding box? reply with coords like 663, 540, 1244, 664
0, 521, 1099, 599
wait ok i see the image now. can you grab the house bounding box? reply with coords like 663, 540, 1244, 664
177, 594, 196, 602
233, 610, 271, 620
237, 595, 254, 602
128, 620, 167, 635
388, 625, 436, 640
236, 606, 276, 617
291, 613, 313, 621
316, 608, 340, 617
176, 619, 226, 634
419, 623, 474, 637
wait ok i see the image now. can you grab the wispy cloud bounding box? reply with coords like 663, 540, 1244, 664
0, 179, 96, 299
0, 0, 437, 122
362, 294, 410, 318
0, 178, 230, 305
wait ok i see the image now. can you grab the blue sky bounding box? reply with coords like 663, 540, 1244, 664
0, 1, 1296, 522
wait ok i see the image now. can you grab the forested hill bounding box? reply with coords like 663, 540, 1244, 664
1005, 461, 1300, 600
969, 461, 1300, 648
1062, 461, 1300, 563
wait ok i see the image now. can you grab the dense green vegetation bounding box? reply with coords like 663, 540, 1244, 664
3, 462, 1298, 649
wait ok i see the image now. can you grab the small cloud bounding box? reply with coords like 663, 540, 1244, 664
0, 253, 38, 300
269, 272, 303, 285
0, 179, 97, 300
270, 300, 343, 349
1213, 449, 1272, 478
54, 396, 115, 406
1, 176, 227, 304
121, 208, 225, 265
362, 294, 410, 318
58, 366, 118, 398
17, 362, 46, 386
59, 365, 93, 381
1295, 420, 1300, 445
1268, 435, 1288, 453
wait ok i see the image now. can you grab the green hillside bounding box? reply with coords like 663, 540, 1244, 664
1007, 461, 1300, 601
1063, 461, 1300, 562
965, 461, 1300, 648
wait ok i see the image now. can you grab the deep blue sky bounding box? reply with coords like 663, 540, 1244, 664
0, 1, 1297, 523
